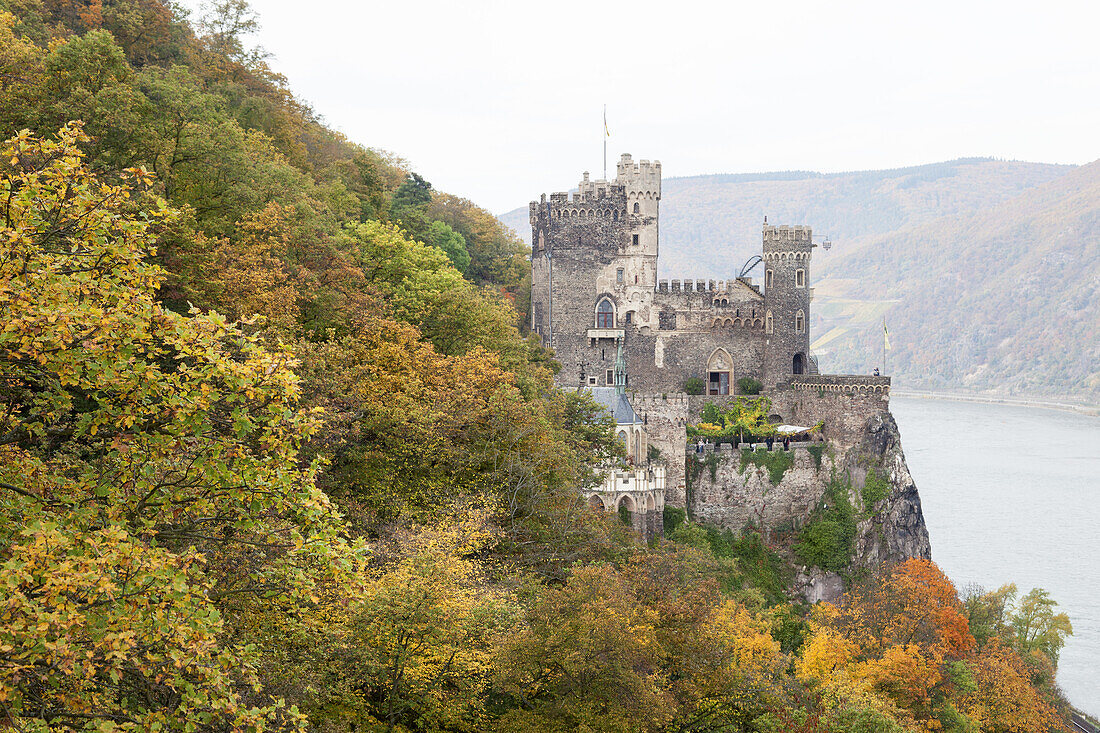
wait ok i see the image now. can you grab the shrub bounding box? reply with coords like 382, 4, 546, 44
739, 447, 793, 485
737, 376, 763, 395
807, 444, 826, 469
663, 506, 686, 535
683, 377, 705, 395
648, 444, 661, 461
793, 473, 857, 572
861, 468, 890, 512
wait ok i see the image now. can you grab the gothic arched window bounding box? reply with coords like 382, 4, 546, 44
795, 309, 805, 334
765, 310, 774, 334
597, 299, 615, 329
633, 202, 640, 214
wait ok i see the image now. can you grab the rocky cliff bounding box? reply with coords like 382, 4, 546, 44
685, 403, 930, 603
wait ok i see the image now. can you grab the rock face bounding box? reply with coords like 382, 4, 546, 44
685, 405, 931, 604
849, 411, 932, 569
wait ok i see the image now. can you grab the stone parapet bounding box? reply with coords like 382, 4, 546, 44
791, 375, 891, 395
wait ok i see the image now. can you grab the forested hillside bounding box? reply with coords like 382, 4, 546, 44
501, 159, 1099, 401
814, 161, 1100, 399
0, 0, 1081, 730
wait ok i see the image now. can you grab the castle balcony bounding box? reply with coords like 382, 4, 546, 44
790, 375, 891, 396
587, 327, 625, 341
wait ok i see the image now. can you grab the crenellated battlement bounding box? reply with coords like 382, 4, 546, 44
528, 153, 663, 227
529, 186, 628, 226
762, 224, 813, 245
631, 392, 690, 410
616, 153, 662, 180
655, 277, 762, 294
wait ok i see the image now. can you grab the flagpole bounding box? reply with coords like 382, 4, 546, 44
602, 104, 607, 180
883, 317, 887, 375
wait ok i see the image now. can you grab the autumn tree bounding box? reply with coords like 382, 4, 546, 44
494, 563, 671, 733
0, 124, 361, 731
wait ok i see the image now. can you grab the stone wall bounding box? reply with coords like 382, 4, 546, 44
689, 445, 832, 532
772, 375, 892, 447
622, 330, 764, 393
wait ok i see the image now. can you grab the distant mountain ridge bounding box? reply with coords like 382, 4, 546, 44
500, 158, 1100, 401
814, 159, 1100, 401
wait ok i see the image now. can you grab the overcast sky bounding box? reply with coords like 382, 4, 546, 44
186, 0, 1099, 214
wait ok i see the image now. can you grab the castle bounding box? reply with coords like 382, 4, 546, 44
529, 154, 892, 539
529, 154, 816, 396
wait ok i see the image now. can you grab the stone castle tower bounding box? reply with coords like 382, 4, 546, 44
762, 225, 814, 387
529, 154, 662, 384
530, 153, 816, 393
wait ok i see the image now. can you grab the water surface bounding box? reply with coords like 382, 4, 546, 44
891, 397, 1099, 716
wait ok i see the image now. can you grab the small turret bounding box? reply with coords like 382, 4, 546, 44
614, 336, 627, 394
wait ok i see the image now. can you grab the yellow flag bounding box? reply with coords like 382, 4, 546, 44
604, 108, 610, 137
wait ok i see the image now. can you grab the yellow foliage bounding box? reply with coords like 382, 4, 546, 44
797, 625, 860, 684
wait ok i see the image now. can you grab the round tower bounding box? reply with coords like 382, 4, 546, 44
762, 224, 814, 386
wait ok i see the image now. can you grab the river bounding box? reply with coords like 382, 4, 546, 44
890, 396, 1100, 716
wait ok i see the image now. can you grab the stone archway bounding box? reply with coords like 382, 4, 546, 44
617, 495, 636, 527
707, 348, 732, 395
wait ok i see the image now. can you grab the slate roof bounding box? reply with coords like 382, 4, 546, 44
586, 387, 643, 427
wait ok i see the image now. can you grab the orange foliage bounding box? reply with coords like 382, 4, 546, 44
831, 559, 975, 662
800, 560, 981, 729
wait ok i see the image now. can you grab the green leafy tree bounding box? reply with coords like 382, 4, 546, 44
425, 219, 471, 273
389, 171, 432, 239
1009, 588, 1073, 667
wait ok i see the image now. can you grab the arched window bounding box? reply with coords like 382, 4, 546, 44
795, 309, 805, 334
613, 210, 619, 221
633, 202, 640, 214
597, 299, 615, 328
765, 310, 774, 334
795, 268, 805, 288
765, 269, 773, 289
